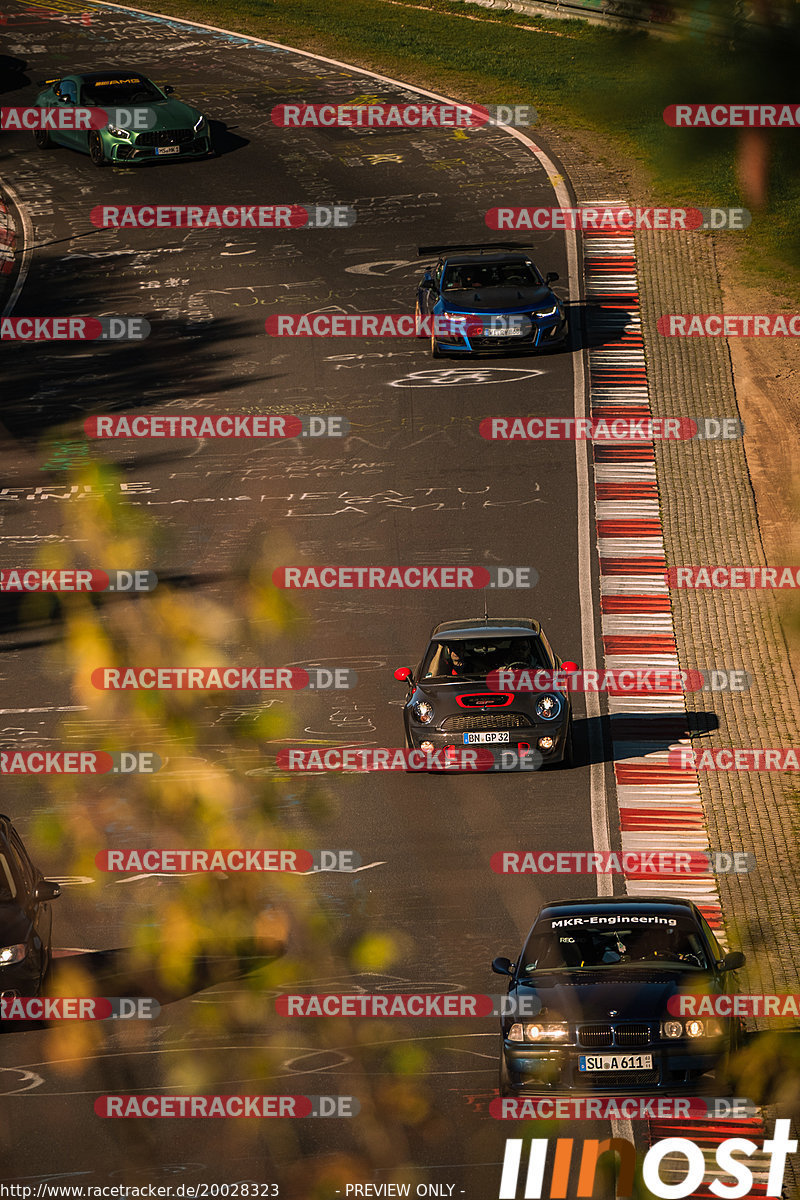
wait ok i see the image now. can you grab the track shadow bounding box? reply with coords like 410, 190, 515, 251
574, 710, 721, 768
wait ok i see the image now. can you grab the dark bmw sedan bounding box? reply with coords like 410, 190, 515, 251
492, 897, 745, 1095
0, 815, 61, 998
394, 617, 575, 767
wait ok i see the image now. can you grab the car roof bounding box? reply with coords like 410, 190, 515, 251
537, 897, 700, 921
430, 618, 541, 639
441, 252, 534, 266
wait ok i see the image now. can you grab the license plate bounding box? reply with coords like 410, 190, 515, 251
483, 327, 523, 337
579, 1054, 653, 1072
157, 145, 180, 155
462, 731, 510, 744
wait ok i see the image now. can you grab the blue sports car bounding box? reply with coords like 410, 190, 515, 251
416, 243, 568, 357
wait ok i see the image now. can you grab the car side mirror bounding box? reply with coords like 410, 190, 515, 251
492, 956, 514, 977
545, 272, 559, 285
394, 666, 414, 685
36, 880, 61, 902
561, 661, 579, 672
721, 950, 745, 971
421, 270, 434, 288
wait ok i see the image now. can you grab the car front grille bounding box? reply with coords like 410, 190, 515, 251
615, 1023, 652, 1046
458, 694, 511, 708
441, 713, 534, 732
578, 1022, 652, 1048
578, 1024, 613, 1048
583, 1069, 659, 1088
135, 128, 195, 146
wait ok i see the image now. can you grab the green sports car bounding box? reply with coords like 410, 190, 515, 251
33, 70, 212, 166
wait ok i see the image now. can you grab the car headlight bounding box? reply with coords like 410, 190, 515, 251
508, 1022, 568, 1042
193, 115, 207, 132
411, 700, 434, 724
534, 304, 559, 319
107, 126, 131, 140
660, 1018, 726, 1039
0, 944, 27, 966
535, 695, 562, 721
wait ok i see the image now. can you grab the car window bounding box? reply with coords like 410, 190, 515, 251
699, 913, 725, 962
81, 76, 161, 105
0, 853, 17, 901
441, 263, 539, 291
58, 80, 78, 103
520, 918, 711, 973
7, 830, 34, 894
421, 636, 548, 680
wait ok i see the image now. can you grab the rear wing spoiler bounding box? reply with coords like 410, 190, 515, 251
418, 242, 534, 257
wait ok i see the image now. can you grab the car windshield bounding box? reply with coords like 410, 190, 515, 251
519, 916, 710, 974
422, 636, 548, 680
81, 76, 163, 105
441, 262, 540, 291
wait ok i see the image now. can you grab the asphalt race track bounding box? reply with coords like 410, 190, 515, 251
0, 1, 637, 1194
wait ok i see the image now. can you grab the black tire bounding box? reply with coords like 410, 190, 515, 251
89, 132, 107, 167
414, 301, 426, 339
431, 331, 443, 359
557, 716, 574, 769
34, 129, 53, 149
499, 1053, 513, 1098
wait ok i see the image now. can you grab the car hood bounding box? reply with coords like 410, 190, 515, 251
414, 679, 557, 700
511, 970, 717, 1022
440, 285, 555, 313
142, 98, 203, 129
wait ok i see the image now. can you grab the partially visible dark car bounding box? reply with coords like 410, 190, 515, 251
394, 617, 574, 767
0, 815, 60, 998
492, 896, 745, 1095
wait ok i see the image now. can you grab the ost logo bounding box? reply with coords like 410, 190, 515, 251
499, 1123, 796, 1198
